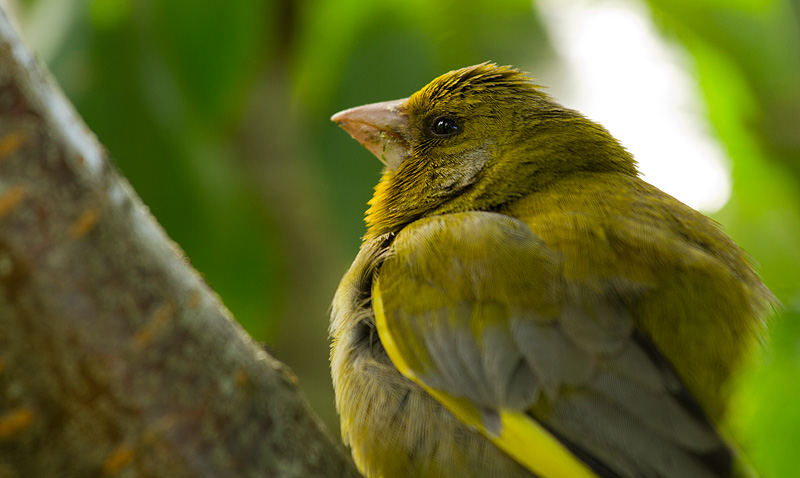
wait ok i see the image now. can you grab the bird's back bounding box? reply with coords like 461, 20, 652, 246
501, 171, 772, 421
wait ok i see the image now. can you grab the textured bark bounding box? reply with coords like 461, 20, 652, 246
0, 9, 358, 478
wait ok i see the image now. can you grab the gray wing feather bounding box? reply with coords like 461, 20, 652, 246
379, 211, 733, 478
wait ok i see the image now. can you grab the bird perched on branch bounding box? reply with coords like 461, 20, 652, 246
330, 62, 772, 478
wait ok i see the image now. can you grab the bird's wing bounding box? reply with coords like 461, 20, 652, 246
372, 211, 734, 478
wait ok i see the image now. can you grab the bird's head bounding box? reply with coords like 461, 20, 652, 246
332, 63, 636, 239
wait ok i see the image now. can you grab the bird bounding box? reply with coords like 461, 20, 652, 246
329, 62, 773, 478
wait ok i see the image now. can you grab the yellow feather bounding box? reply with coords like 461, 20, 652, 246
373, 287, 599, 478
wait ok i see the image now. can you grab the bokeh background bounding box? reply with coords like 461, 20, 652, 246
5, 0, 799, 475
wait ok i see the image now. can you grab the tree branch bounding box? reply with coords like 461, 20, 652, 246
0, 8, 358, 478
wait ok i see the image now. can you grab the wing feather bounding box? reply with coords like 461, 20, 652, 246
373, 211, 734, 478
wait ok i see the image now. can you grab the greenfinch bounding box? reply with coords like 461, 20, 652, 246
330, 63, 772, 478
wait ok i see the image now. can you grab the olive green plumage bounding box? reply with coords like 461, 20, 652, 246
330, 63, 772, 478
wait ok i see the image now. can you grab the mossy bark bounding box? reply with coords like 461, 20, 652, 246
0, 9, 358, 478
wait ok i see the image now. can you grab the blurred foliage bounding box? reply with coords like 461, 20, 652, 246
10, 0, 799, 475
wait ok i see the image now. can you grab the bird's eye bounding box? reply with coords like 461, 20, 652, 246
430, 116, 461, 137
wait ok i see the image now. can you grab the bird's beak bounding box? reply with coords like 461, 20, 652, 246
331, 98, 411, 171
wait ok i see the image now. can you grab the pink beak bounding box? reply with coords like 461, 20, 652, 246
331, 99, 412, 171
